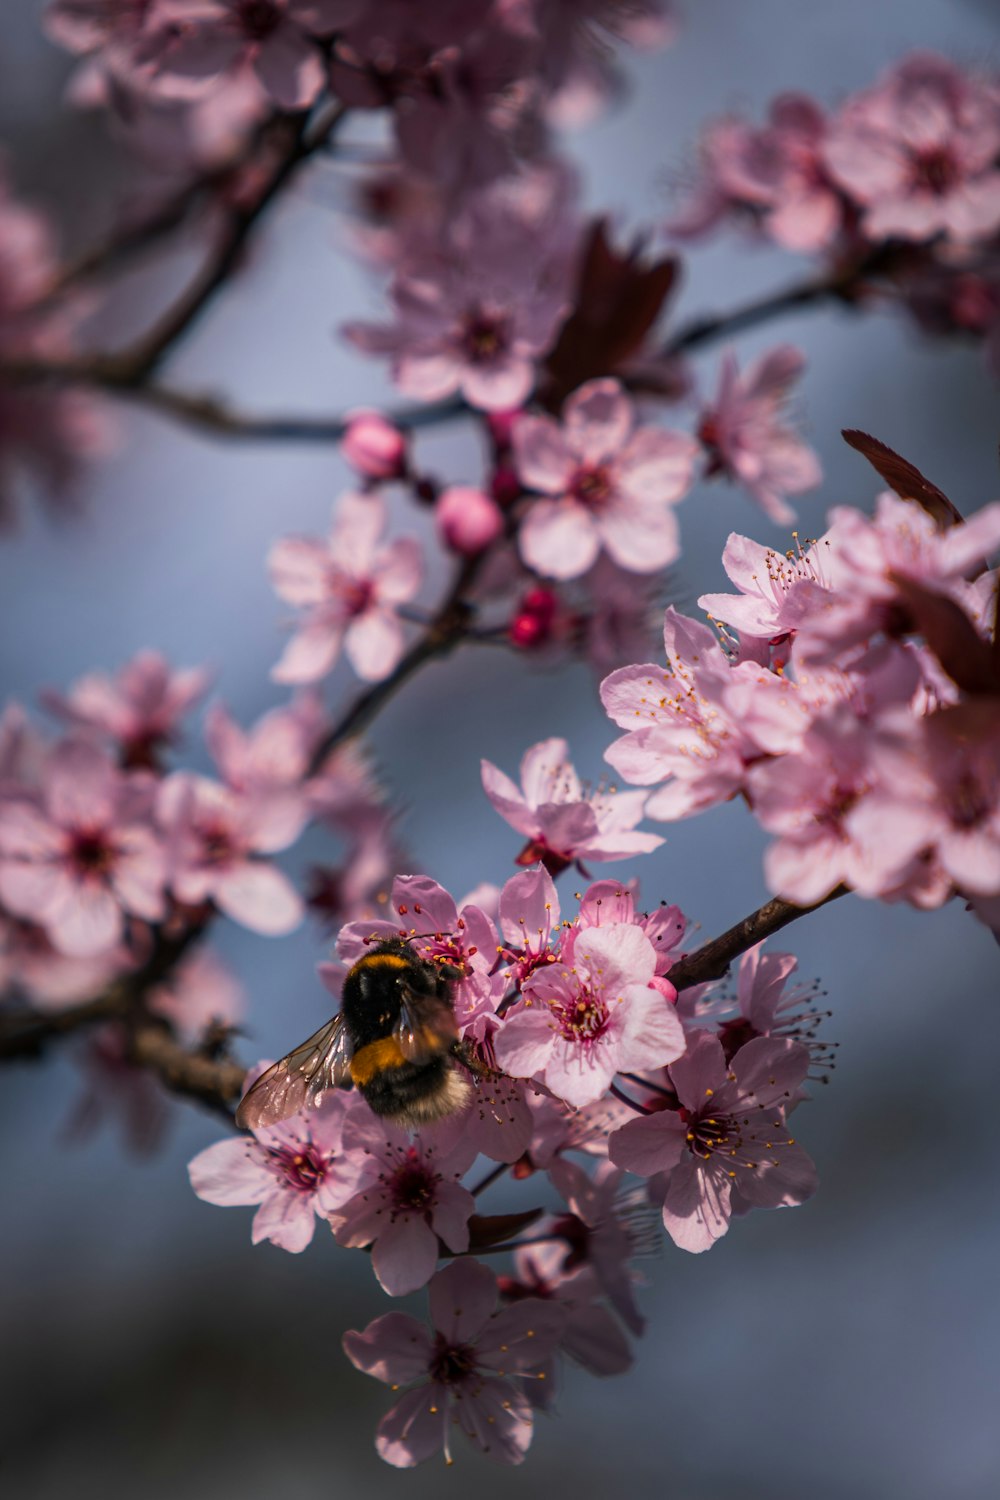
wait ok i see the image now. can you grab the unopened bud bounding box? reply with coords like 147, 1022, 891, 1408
340, 410, 408, 481
435, 485, 504, 556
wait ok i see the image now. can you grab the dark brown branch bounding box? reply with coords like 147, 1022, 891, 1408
125, 1023, 245, 1119
667, 887, 849, 991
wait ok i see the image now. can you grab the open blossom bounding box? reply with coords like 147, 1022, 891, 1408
343, 1258, 563, 1467
482, 736, 664, 874
610, 1030, 817, 1252
670, 94, 843, 253
698, 347, 822, 525
822, 53, 1000, 244
205, 696, 322, 851
547, 1157, 650, 1334
42, 650, 210, 767
270, 493, 422, 685
344, 176, 575, 412
0, 740, 166, 957
189, 1092, 355, 1253
157, 772, 303, 935
698, 529, 843, 645
332, 1112, 478, 1296
513, 377, 696, 579
495, 922, 684, 1108
133, 1, 360, 110
601, 608, 764, 820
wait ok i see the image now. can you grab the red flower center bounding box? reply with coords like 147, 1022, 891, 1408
69, 828, 115, 879
913, 145, 958, 196
554, 985, 608, 1042
462, 311, 508, 364
277, 1146, 327, 1192
570, 463, 613, 510
430, 1334, 478, 1386
391, 1150, 437, 1211
237, 0, 282, 40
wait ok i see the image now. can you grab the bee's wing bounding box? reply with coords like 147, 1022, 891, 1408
235, 1015, 354, 1131
395, 983, 459, 1066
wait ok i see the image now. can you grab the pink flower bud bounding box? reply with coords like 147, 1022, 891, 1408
340, 410, 407, 481
435, 485, 503, 556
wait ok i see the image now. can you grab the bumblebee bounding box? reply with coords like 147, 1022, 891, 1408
235, 938, 475, 1132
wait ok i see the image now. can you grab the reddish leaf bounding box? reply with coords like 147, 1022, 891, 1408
466, 1209, 543, 1251
842, 429, 963, 529
543, 217, 681, 408
890, 573, 999, 695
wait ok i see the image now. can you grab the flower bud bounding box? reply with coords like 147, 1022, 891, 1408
435, 485, 504, 556
340, 410, 407, 481
509, 587, 560, 648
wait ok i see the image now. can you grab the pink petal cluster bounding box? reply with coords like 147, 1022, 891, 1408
670, 94, 844, 253
513, 377, 696, 579
604, 498, 1000, 917
332, 1111, 478, 1295
270, 493, 422, 685
482, 735, 664, 874
343, 1258, 563, 1466
157, 771, 303, 935
610, 1031, 818, 1252
0, 740, 166, 957
495, 922, 684, 1107
42, 650, 210, 768
189, 1091, 355, 1252
698, 346, 822, 524
822, 53, 1000, 245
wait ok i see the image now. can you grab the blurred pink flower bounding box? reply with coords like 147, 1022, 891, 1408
0, 740, 166, 957
270, 493, 422, 685
157, 771, 303, 934
42, 650, 210, 768
698, 347, 821, 524
149, 946, 245, 1042
514, 378, 695, 579
823, 53, 1000, 244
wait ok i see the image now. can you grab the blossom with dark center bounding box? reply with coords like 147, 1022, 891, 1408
0, 739, 166, 958
189, 1090, 355, 1253
41, 650, 210, 769
495, 921, 684, 1108
332, 1112, 478, 1295
609, 1030, 817, 1252
482, 736, 664, 876
270, 492, 422, 685
343, 1258, 564, 1466
514, 377, 696, 580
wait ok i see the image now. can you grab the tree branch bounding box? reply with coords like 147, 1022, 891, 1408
667, 887, 849, 991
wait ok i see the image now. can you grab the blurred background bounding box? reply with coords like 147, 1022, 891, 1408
2, 1, 1000, 1496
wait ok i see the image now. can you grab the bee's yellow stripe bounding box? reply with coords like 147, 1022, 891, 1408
352, 952, 410, 972
350, 1036, 407, 1086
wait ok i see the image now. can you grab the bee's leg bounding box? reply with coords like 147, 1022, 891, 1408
450, 1039, 495, 1081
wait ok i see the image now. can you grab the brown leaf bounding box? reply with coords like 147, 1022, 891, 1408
466, 1209, 543, 1251
890, 573, 999, 695
841, 429, 964, 529
543, 217, 681, 408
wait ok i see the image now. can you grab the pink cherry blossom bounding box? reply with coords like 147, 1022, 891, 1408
0, 910, 129, 1009
0, 740, 166, 957
698, 347, 822, 525
482, 736, 664, 874
333, 1112, 478, 1296
189, 1092, 355, 1253
494, 922, 684, 1108
601, 608, 765, 820
527, 0, 676, 128
546, 1157, 650, 1334
157, 771, 303, 935
697, 529, 843, 644
669, 94, 844, 252
205, 696, 321, 850
136, 0, 359, 110
343, 1258, 563, 1466
746, 706, 880, 905
42, 650, 210, 768
498, 1242, 632, 1402
609, 1031, 817, 1252
514, 378, 696, 579
270, 492, 422, 685
822, 53, 1000, 244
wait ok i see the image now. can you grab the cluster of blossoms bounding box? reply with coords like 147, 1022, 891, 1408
671, 52, 1000, 374
0, 650, 404, 1096
602, 483, 1000, 933
191, 862, 828, 1465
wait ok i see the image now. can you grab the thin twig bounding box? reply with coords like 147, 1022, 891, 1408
666, 887, 849, 992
